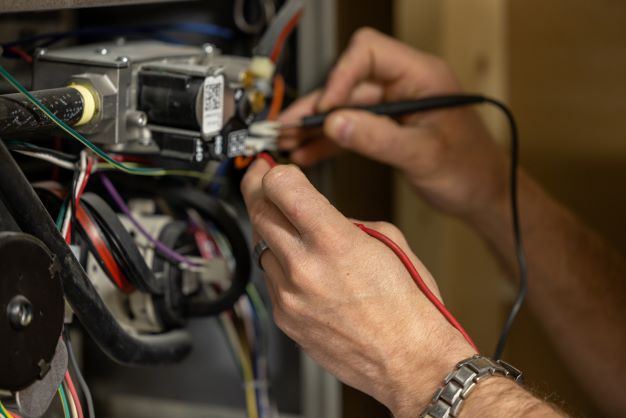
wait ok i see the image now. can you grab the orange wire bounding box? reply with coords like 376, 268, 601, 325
267, 74, 285, 121
234, 156, 255, 170
270, 11, 303, 63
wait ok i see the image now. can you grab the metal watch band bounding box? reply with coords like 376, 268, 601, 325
420, 355, 523, 418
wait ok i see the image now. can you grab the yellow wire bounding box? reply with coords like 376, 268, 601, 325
221, 315, 258, 418
0, 401, 14, 418
95, 162, 216, 181
238, 331, 258, 418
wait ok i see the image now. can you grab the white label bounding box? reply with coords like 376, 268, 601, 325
202, 75, 224, 137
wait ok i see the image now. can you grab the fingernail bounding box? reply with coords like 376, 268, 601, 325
328, 115, 354, 146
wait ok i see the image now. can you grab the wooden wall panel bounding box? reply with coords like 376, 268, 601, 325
393, 0, 510, 360
394, 0, 626, 416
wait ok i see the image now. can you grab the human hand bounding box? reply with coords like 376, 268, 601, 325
279, 28, 509, 220
241, 158, 476, 417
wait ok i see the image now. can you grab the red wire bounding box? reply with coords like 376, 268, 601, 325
355, 223, 478, 352
76, 157, 94, 203
76, 207, 135, 293
64, 371, 84, 418
6, 409, 22, 418
46, 186, 134, 293
257, 152, 277, 168
64, 225, 72, 244
270, 10, 303, 63
252, 153, 478, 352
65, 157, 94, 244
6, 46, 33, 64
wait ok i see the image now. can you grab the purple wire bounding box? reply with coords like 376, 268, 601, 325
99, 174, 200, 267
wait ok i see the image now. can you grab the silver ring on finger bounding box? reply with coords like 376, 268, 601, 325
253, 239, 270, 271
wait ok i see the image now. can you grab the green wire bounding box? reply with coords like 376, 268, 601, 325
56, 200, 68, 230
0, 401, 10, 418
216, 317, 244, 376
246, 284, 270, 338
58, 385, 71, 418
0, 64, 165, 176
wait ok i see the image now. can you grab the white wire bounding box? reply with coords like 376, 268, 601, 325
61, 151, 86, 240
13, 150, 76, 170
64, 382, 79, 418
74, 151, 87, 202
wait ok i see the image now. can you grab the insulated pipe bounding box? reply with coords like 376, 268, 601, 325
0, 140, 192, 365
0, 86, 96, 136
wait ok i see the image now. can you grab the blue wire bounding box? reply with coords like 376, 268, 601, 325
1, 23, 234, 51
166, 22, 233, 38
210, 158, 231, 196
246, 294, 265, 418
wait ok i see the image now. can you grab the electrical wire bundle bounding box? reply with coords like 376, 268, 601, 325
0, 4, 304, 416
0, 335, 94, 418
192, 216, 273, 418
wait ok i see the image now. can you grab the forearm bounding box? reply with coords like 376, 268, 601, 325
460, 378, 564, 418
468, 169, 626, 416
392, 363, 562, 418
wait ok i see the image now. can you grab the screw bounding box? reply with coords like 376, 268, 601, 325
7, 295, 34, 330
116, 56, 129, 64
36, 48, 47, 57
95, 47, 109, 55
126, 110, 147, 127
202, 43, 215, 56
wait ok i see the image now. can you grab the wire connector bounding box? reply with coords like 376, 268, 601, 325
249, 56, 276, 81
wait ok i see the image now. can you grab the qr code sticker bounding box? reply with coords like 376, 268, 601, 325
202, 76, 224, 136
204, 82, 222, 112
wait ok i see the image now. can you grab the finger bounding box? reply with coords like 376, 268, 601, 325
261, 164, 353, 244
318, 28, 436, 111
241, 159, 304, 260
279, 82, 384, 146
277, 128, 324, 151
323, 109, 438, 172
289, 138, 342, 167
278, 82, 385, 166
252, 230, 289, 289
278, 90, 322, 124
259, 252, 286, 306
347, 81, 385, 105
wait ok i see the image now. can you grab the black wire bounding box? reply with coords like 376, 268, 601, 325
481, 97, 528, 360
64, 329, 96, 418
69, 162, 82, 242
4, 141, 79, 162
383, 94, 527, 359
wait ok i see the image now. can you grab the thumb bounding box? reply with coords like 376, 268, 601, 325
323, 110, 422, 169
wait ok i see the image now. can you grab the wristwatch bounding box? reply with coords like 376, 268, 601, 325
420, 355, 523, 418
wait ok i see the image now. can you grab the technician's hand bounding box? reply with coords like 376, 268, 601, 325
241, 159, 475, 418
279, 28, 509, 220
